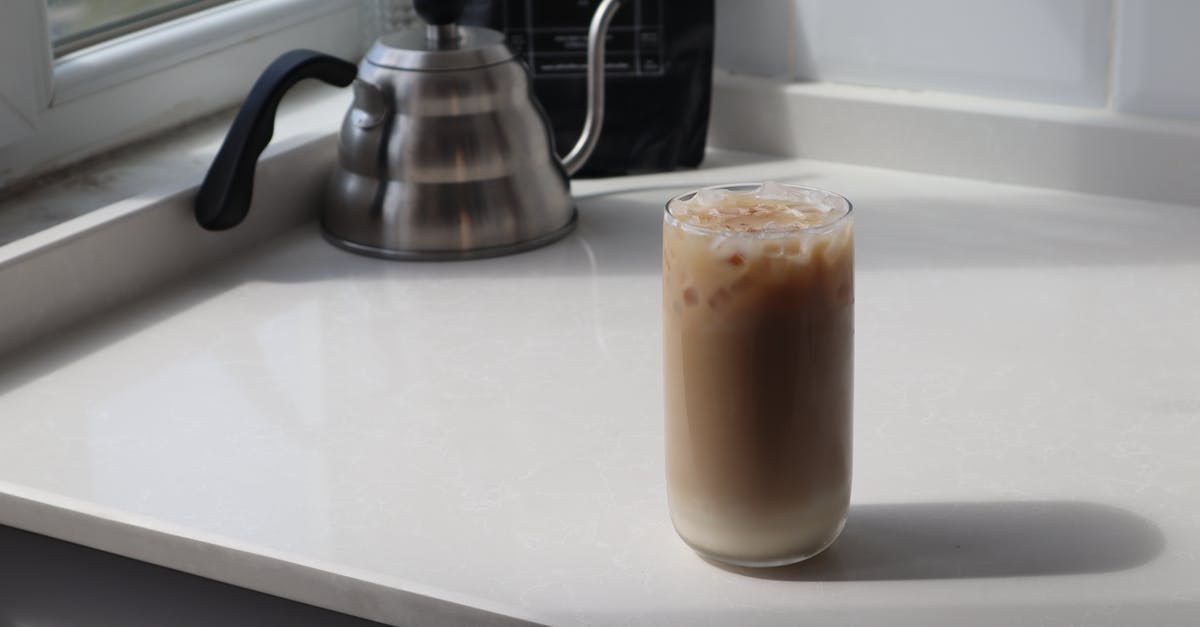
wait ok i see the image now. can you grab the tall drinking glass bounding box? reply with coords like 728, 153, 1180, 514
662, 182, 854, 567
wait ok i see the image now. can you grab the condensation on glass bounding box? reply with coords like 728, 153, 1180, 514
47, 0, 234, 57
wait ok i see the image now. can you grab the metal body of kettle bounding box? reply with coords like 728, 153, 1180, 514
195, 0, 621, 260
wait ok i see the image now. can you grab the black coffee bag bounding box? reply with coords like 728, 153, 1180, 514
462, 0, 714, 177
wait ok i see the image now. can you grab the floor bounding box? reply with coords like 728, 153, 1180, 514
0, 524, 387, 627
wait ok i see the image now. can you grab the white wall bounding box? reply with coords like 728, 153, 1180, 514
716, 0, 1200, 120
1113, 0, 1200, 120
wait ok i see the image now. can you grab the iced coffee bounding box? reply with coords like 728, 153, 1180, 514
662, 182, 853, 567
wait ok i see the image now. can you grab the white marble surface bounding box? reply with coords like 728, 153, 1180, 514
2, 155, 1200, 625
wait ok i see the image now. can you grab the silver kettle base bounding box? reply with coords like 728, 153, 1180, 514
319, 210, 578, 261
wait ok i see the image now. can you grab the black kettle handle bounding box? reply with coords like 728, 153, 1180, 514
195, 49, 358, 231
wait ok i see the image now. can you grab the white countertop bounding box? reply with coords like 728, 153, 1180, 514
2, 153, 1199, 625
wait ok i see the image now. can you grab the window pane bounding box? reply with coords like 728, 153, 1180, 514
47, 0, 235, 57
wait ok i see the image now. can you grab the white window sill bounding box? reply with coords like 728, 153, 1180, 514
9, 69, 1200, 251
0, 0, 360, 189
0, 82, 351, 247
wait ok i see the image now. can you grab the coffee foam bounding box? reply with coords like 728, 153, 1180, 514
668, 182, 850, 235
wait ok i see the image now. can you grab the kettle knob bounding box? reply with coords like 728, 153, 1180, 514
414, 0, 466, 25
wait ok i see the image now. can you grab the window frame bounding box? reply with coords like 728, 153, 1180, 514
0, 0, 362, 188
50, 0, 236, 58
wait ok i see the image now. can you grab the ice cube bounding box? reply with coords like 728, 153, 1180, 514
815, 191, 835, 212
758, 181, 794, 201
812, 191, 847, 213
695, 187, 729, 209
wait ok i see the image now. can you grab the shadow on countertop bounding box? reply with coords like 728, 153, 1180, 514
708, 500, 1165, 581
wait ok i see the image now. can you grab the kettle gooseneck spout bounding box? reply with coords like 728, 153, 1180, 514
561, 0, 622, 177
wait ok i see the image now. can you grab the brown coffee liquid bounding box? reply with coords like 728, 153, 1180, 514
662, 187, 853, 565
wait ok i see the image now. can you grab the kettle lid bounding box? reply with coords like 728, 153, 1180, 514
366, 0, 512, 71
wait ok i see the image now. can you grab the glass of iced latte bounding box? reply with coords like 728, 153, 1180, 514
662, 182, 854, 567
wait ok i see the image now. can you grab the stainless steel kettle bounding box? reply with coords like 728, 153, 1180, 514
195, 0, 621, 260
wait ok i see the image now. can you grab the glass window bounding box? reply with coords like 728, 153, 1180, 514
47, 0, 235, 57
